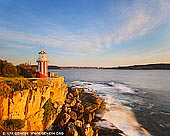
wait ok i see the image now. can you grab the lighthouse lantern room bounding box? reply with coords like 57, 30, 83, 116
36, 48, 48, 78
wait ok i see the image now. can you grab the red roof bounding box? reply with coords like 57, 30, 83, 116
38, 48, 47, 54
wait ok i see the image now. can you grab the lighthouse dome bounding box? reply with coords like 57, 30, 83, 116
37, 48, 48, 61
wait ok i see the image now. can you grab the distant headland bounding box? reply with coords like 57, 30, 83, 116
46, 63, 170, 70
0, 59, 170, 79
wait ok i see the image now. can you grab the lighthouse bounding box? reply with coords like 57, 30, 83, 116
36, 48, 48, 78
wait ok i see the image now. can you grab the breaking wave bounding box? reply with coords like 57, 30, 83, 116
69, 80, 151, 136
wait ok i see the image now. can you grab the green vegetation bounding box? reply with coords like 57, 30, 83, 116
106, 64, 170, 70
37, 79, 49, 87
16, 63, 36, 78
0, 81, 12, 96
3, 78, 34, 90
42, 99, 57, 124
0, 59, 36, 78
0, 59, 51, 96
3, 119, 25, 131
0, 78, 50, 96
0, 78, 34, 96
0, 60, 18, 77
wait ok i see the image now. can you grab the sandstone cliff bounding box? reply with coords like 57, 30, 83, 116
0, 77, 68, 132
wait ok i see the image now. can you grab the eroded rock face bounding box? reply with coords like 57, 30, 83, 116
66, 122, 78, 136
83, 123, 94, 136
0, 79, 127, 136
70, 111, 77, 121
74, 120, 82, 128
60, 113, 70, 126
0, 77, 68, 131
53, 87, 106, 136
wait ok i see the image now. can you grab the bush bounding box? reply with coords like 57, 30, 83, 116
42, 99, 57, 124
37, 79, 49, 87
16, 64, 36, 78
0, 82, 12, 96
0, 78, 35, 96
0, 59, 18, 77
0, 59, 36, 78
3, 78, 34, 91
3, 119, 25, 131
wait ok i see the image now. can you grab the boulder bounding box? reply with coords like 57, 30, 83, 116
68, 88, 83, 97
63, 104, 70, 113
98, 127, 124, 136
83, 123, 94, 136
70, 111, 77, 121
74, 120, 82, 128
77, 113, 84, 120
84, 112, 95, 123
73, 103, 84, 113
72, 90, 79, 97
70, 98, 77, 107
67, 92, 74, 99
65, 99, 71, 104
78, 103, 84, 113
67, 108, 72, 114
86, 104, 99, 113
59, 113, 70, 126
75, 88, 83, 94
80, 92, 105, 113
66, 122, 78, 136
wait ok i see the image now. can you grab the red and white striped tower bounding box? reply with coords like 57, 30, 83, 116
36, 48, 49, 78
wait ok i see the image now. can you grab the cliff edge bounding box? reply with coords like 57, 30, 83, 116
0, 77, 68, 132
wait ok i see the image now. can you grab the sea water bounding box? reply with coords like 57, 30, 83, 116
49, 69, 170, 136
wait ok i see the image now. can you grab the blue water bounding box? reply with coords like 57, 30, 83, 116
50, 69, 170, 136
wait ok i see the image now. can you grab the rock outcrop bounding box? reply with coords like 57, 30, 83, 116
0, 77, 67, 132
0, 77, 128, 136
52, 87, 125, 136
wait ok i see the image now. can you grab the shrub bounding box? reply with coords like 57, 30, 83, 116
0, 78, 35, 96
0, 59, 18, 77
3, 78, 34, 91
3, 119, 25, 131
16, 64, 36, 78
0, 82, 12, 96
37, 79, 49, 87
42, 99, 57, 124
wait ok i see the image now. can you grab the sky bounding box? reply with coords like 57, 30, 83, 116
0, 0, 170, 67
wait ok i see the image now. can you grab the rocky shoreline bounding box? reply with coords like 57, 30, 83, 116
48, 87, 126, 136
0, 78, 151, 136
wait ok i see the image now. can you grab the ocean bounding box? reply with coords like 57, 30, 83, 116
49, 69, 170, 136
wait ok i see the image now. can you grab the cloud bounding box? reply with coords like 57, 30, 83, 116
0, 0, 169, 56
144, 45, 170, 58
0, 29, 62, 46
0, 42, 33, 49
0, 27, 105, 55
109, 0, 170, 44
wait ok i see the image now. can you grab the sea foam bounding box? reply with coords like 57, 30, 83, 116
70, 81, 151, 136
